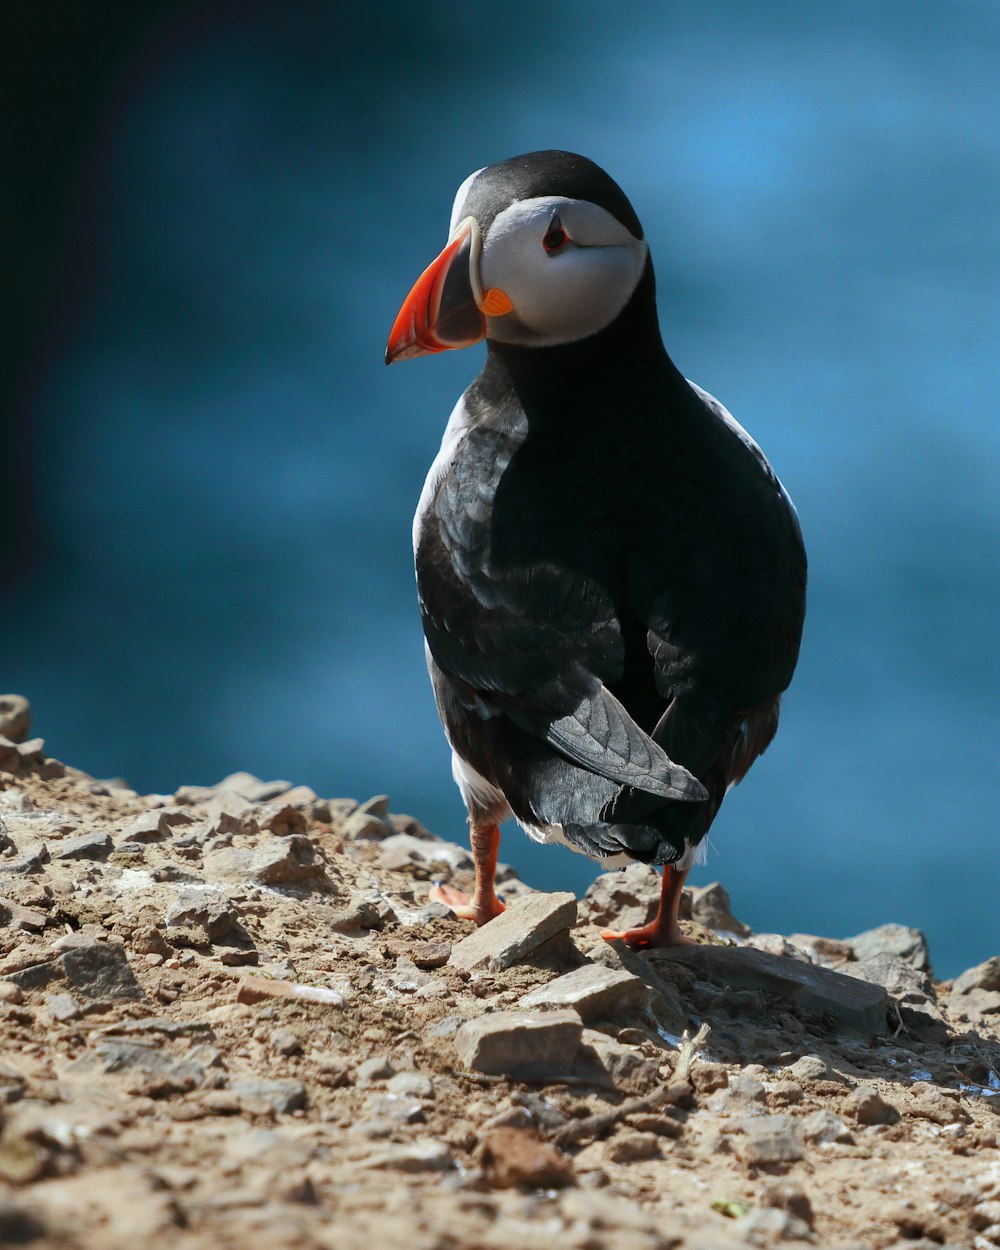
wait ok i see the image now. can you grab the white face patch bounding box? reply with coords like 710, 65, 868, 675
479, 195, 648, 348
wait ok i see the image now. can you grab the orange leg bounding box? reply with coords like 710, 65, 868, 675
601, 864, 696, 950
428, 821, 506, 926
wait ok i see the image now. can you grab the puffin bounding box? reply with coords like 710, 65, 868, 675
385, 151, 806, 948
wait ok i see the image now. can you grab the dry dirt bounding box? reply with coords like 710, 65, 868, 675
1, 700, 998, 1250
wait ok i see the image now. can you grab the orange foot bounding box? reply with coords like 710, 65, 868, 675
600, 920, 697, 951
428, 882, 505, 926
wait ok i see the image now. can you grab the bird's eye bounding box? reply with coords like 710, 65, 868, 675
542, 214, 569, 255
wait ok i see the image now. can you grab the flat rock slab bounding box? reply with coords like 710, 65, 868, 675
519, 963, 647, 1023
649, 944, 889, 1035
448, 892, 577, 971
454, 1009, 583, 1077
4, 941, 146, 1003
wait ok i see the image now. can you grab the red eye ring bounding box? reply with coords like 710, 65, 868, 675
542, 214, 570, 254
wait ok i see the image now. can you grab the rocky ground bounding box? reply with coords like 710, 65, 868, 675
1, 692, 999, 1250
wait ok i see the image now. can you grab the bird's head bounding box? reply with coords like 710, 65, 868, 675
385, 151, 649, 364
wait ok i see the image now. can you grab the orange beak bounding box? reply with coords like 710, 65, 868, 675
386, 218, 505, 364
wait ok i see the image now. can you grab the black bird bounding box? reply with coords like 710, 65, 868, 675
386, 151, 806, 948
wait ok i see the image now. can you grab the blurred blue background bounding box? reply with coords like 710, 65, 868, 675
4, 1, 998, 977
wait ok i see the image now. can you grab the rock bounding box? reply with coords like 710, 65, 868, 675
363, 1093, 424, 1124
605, 1131, 662, 1163
0, 695, 30, 742
802, 1108, 853, 1143
44, 992, 83, 1021
165, 886, 240, 941
848, 923, 931, 972
356, 1055, 394, 1085
454, 1009, 583, 1077
261, 804, 309, 837
738, 1114, 805, 1164
688, 881, 750, 937
786, 933, 855, 964
648, 943, 889, 1035
785, 1054, 832, 1082
386, 1071, 434, 1099
0, 895, 48, 932
0, 982, 23, 1004
735, 1207, 813, 1243
0, 845, 50, 876
65, 1039, 207, 1095
269, 1027, 302, 1056
351, 1139, 453, 1173
953, 956, 1000, 995
339, 810, 394, 841
448, 892, 578, 971
577, 1028, 659, 1089
847, 952, 934, 998
580, 862, 664, 929
376, 833, 470, 875
204, 835, 329, 888
843, 1083, 899, 1125
61, 941, 146, 1002
121, 811, 171, 842
519, 963, 648, 1022
412, 941, 452, 969
216, 772, 293, 803
227, 1077, 307, 1114
905, 1083, 970, 1126
53, 830, 112, 861
478, 1126, 574, 1188
708, 1072, 766, 1112
692, 1063, 729, 1093
330, 891, 397, 933
747, 933, 810, 960
757, 1180, 814, 1227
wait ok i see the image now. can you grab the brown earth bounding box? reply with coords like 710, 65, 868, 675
1, 696, 998, 1250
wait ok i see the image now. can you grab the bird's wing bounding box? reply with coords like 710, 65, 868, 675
629, 383, 807, 722
416, 415, 705, 804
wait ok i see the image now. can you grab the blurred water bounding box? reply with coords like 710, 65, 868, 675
7, 2, 999, 976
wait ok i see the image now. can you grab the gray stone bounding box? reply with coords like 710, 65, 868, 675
376, 833, 471, 874
785, 1054, 832, 1082
0, 844, 50, 875
454, 1009, 583, 1077
0, 895, 47, 932
363, 1093, 424, 1124
847, 953, 935, 999
688, 881, 750, 937
356, 1055, 395, 1084
0, 695, 30, 743
65, 1038, 206, 1093
448, 892, 578, 971
747, 933, 810, 961
577, 1028, 658, 1089
228, 1077, 307, 1114
386, 1070, 434, 1099
61, 941, 147, 1001
54, 830, 112, 860
843, 1083, 899, 1125
605, 1131, 661, 1162
953, 955, 1000, 995
262, 804, 309, 836
44, 992, 82, 1021
649, 943, 889, 1035
121, 811, 171, 842
848, 923, 931, 972
802, 1108, 853, 1143
330, 891, 397, 933
735, 1207, 813, 1242
739, 1114, 805, 1164
217, 771, 293, 803
204, 835, 328, 888
165, 886, 240, 940
580, 862, 662, 930
339, 810, 394, 841
519, 963, 647, 1022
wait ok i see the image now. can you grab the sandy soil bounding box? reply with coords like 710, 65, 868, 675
1, 702, 998, 1250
